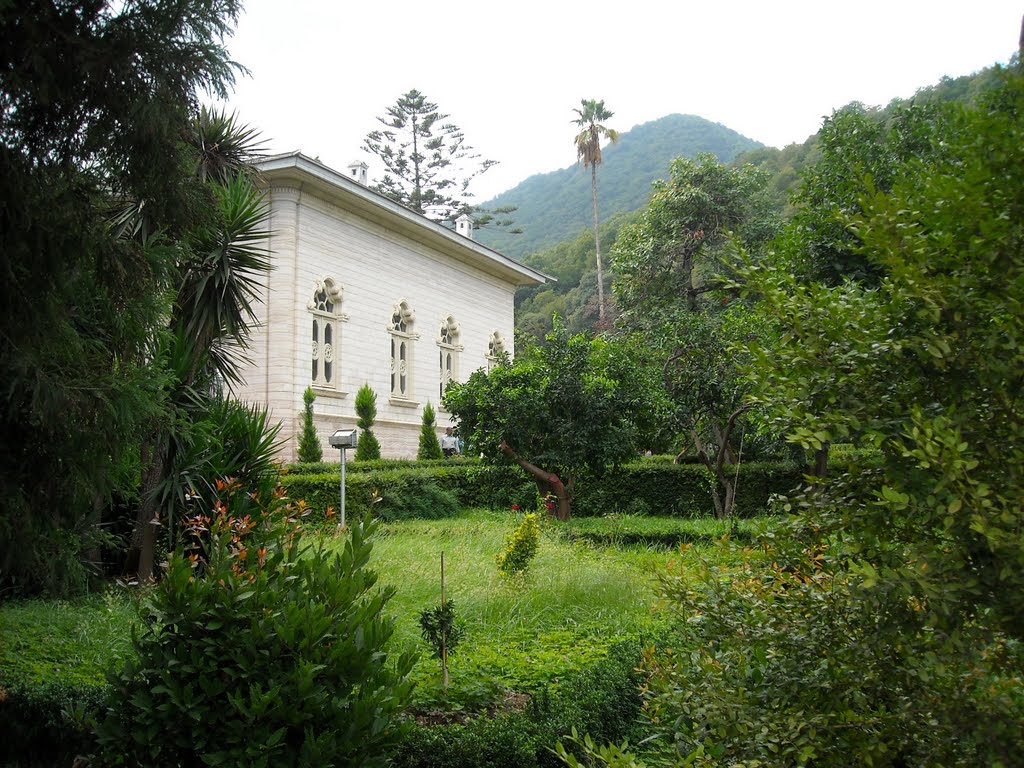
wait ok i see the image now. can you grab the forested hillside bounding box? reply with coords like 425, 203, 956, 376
476, 114, 762, 259
510, 60, 1012, 341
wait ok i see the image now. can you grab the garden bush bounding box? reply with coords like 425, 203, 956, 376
389, 637, 651, 768
0, 677, 107, 767
496, 513, 541, 577
95, 481, 415, 768
636, 532, 1024, 767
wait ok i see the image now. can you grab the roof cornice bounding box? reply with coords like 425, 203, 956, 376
256, 152, 550, 287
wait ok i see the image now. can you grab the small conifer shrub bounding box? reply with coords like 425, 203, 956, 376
418, 402, 443, 460
354, 383, 381, 460
297, 386, 323, 463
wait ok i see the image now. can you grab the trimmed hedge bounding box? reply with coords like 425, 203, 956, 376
556, 516, 765, 549
572, 461, 805, 518
0, 678, 105, 767
281, 464, 537, 524
282, 460, 805, 523
389, 636, 651, 768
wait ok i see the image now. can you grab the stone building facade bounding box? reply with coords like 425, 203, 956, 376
235, 152, 547, 460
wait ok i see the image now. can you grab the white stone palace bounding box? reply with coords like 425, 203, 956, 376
235, 152, 548, 460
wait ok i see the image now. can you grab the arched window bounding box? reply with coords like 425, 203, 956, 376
388, 299, 417, 399
486, 330, 506, 372
308, 277, 346, 390
437, 315, 462, 399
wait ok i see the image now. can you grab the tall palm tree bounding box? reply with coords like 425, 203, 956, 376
573, 99, 619, 323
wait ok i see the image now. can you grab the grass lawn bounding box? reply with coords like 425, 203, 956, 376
0, 509, 758, 713
323, 508, 674, 708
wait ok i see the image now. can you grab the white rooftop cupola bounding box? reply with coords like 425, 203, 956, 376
455, 213, 474, 240
347, 160, 368, 185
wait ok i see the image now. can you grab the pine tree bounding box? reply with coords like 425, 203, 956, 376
354, 383, 381, 461
362, 89, 517, 232
297, 387, 323, 463
418, 402, 443, 460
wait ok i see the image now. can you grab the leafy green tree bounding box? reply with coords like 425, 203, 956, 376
354, 383, 382, 461
739, 66, 1024, 639
418, 402, 443, 460
791, 101, 951, 285
612, 155, 781, 516
298, 386, 323, 463
362, 88, 514, 231
572, 99, 619, 324
443, 323, 666, 520
0, 0, 246, 595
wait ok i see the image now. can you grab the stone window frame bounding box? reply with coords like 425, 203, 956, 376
388, 299, 418, 403
485, 330, 506, 372
308, 276, 348, 393
436, 314, 463, 402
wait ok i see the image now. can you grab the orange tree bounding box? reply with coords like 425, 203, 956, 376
442, 323, 667, 520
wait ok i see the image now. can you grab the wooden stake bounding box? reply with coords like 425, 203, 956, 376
440, 551, 448, 689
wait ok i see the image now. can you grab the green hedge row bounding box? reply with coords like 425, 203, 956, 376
556, 516, 766, 549
389, 636, 650, 768
281, 464, 537, 524
0, 678, 106, 767
0, 633, 650, 768
282, 460, 807, 522
573, 461, 805, 518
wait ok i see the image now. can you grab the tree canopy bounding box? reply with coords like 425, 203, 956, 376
611, 154, 782, 516
0, 0, 250, 594
442, 323, 666, 519
739, 64, 1024, 638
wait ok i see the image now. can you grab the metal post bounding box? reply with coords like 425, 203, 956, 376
339, 446, 347, 530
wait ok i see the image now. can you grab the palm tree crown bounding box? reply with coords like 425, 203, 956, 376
573, 99, 620, 169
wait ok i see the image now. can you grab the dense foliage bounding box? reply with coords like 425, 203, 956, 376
612, 154, 783, 516
443, 324, 668, 518
97, 484, 415, 767
0, 0, 261, 595
569, 61, 1024, 768
740, 65, 1024, 637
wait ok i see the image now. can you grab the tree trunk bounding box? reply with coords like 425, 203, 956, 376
809, 442, 830, 493
691, 406, 750, 520
590, 164, 605, 323
125, 437, 165, 581
500, 440, 571, 520
814, 443, 830, 479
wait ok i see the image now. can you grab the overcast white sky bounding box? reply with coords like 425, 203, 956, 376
216, 1, 1022, 201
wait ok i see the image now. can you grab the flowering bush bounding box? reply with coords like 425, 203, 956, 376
96, 478, 415, 768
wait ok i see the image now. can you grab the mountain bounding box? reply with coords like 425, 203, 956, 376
476, 114, 763, 260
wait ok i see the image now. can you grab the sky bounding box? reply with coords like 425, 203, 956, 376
216, 1, 1022, 201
